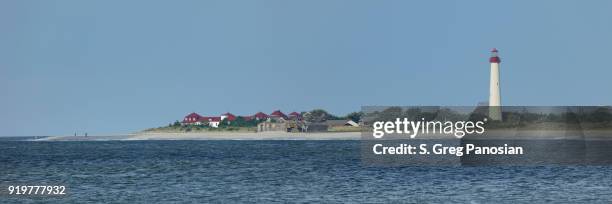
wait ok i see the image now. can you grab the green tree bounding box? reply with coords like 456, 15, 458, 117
345, 111, 363, 122
304, 109, 330, 122
587, 107, 612, 122
233, 116, 247, 127
218, 118, 230, 128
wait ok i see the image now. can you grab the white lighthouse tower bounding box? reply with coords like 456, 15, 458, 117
488, 48, 502, 121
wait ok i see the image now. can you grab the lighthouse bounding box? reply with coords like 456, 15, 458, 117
488, 48, 502, 121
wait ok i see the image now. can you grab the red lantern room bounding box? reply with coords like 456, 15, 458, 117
489, 48, 501, 63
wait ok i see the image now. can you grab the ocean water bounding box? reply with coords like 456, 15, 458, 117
1, 140, 612, 203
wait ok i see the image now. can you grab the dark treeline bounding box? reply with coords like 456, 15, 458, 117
365, 106, 612, 125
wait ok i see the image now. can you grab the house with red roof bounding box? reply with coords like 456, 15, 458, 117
253, 112, 269, 120
288, 112, 302, 120
207, 116, 222, 127
182, 112, 222, 127
270, 110, 288, 120
182, 112, 205, 125
221, 112, 236, 121
181, 110, 305, 128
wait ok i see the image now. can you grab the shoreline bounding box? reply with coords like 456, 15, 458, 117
33, 129, 612, 141
36, 132, 362, 141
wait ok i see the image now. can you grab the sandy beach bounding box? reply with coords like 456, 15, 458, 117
34, 129, 612, 141
37, 131, 362, 141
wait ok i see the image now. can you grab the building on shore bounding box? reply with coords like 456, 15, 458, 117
181, 110, 303, 129
288, 112, 302, 120
207, 117, 221, 127
325, 119, 359, 127
253, 112, 269, 120
181, 112, 222, 127
182, 112, 206, 125
257, 121, 288, 132
221, 112, 236, 121
270, 110, 288, 120
257, 111, 305, 132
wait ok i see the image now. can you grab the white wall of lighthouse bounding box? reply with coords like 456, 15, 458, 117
488, 48, 502, 121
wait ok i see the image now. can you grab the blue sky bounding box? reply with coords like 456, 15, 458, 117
1, 0, 611, 136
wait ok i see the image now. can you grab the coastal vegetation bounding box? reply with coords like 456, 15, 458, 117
144, 109, 364, 133
302, 109, 362, 123
144, 122, 258, 133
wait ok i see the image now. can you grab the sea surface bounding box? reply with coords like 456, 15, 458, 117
1, 139, 612, 203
